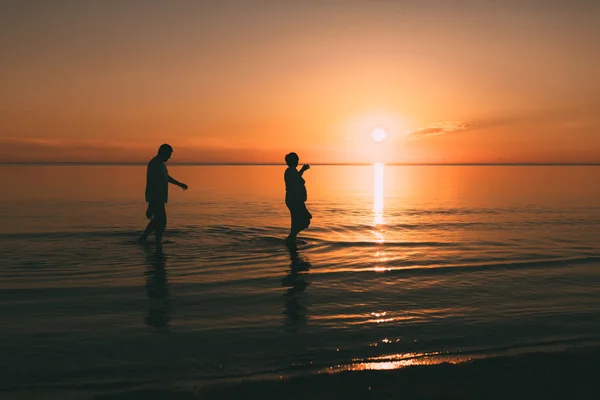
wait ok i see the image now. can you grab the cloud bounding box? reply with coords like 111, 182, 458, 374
406, 102, 600, 141
0, 137, 151, 161
407, 121, 468, 139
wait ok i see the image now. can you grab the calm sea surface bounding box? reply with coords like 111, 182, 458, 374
1, 165, 600, 392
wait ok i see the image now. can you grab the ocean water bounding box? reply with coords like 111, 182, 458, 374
1, 165, 600, 393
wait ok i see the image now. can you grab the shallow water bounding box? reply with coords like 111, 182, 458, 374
1, 165, 600, 391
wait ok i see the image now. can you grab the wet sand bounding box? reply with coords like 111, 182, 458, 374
197, 347, 599, 400
4, 347, 598, 399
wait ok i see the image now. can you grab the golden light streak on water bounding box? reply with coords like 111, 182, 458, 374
321, 352, 471, 373
373, 162, 384, 228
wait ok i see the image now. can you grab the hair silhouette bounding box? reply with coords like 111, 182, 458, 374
285, 152, 299, 167
158, 143, 173, 156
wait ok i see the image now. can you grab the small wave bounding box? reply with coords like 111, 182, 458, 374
308, 221, 489, 232
314, 255, 600, 277
0, 228, 202, 241
203, 225, 279, 236
0, 230, 138, 240
315, 240, 462, 248
328, 335, 600, 374
429, 255, 600, 274
465, 336, 600, 357
401, 208, 509, 216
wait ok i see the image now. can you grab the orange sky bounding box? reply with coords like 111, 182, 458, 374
1, 1, 599, 163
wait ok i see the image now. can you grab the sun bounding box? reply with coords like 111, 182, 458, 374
370, 128, 387, 142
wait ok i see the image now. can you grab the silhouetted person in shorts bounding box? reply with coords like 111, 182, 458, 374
138, 144, 188, 245
284, 152, 312, 245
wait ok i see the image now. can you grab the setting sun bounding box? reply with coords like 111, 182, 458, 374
371, 128, 388, 143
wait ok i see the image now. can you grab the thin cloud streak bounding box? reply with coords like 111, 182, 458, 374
0, 137, 291, 164
406, 121, 468, 139
406, 102, 600, 142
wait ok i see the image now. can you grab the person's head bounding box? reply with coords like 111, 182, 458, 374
285, 152, 299, 168
157, 144, 173, 162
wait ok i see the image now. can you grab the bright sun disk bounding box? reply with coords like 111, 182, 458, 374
371, 128, 387, 142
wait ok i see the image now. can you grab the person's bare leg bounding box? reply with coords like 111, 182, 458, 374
154, 204, 167, 245
285, 210, 299, 245
285, 223, 302, 246
285, 231, 297, 245
138, 220, 154, 243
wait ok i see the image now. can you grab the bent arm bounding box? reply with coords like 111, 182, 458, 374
167, 175, 181, 185
299, 164, 310, 176
168, 175, 188, 189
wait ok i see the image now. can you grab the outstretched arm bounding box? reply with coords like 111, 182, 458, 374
299, 164, 310, 176
168, 175, 188, 190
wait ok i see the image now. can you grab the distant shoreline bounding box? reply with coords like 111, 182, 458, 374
2, 162, 600, 167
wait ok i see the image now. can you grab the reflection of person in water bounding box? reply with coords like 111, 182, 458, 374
284, 152, 312, 245
144, 245, 170, 328
282, 245, 311, 331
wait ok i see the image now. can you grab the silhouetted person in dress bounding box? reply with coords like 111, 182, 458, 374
284, 152, 312, 245
138, 144, 188, 244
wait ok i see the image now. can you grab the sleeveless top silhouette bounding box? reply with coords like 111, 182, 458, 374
284, 167, 307, 203
145, 156, 169, 203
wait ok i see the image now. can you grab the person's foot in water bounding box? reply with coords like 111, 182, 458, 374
284, 236, 297, 247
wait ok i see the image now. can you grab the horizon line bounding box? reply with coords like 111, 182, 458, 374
2, 162, 600, 167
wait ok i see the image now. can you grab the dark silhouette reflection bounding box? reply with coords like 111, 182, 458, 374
144, 245, 171, 328
282, 245, 311, 331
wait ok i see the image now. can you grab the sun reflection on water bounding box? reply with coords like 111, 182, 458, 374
371, 162, 386, 248
321, 351, 470, 373
368, 311, 394, 323
373, 162, 384, 227
373, 250, 390, 272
